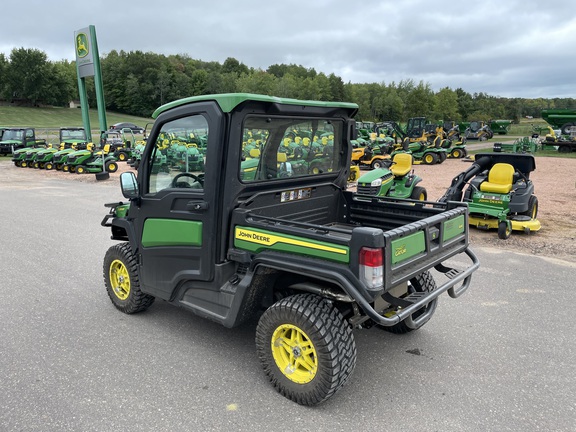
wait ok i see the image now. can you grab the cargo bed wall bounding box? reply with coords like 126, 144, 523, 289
235, 183, 348, 226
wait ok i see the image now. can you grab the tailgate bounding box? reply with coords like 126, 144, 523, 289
347, 194, 469, 290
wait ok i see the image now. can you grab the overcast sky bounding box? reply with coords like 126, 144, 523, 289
2, 0, 575, 99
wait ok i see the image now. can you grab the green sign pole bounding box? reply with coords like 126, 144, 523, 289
75, 25, 107, 144
75, 25, 109, 180
77, 73, 91, 136
89, 26, 107, 135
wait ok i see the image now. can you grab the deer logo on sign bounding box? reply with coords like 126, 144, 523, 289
76, 33, 89, 58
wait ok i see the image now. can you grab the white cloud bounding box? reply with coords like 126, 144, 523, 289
1, 0, 575, 98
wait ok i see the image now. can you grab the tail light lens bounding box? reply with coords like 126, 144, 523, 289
359, 247, 383, 290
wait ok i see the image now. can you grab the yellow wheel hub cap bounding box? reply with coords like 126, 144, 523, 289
271, 324, 317, 384
109, 259, 130, 300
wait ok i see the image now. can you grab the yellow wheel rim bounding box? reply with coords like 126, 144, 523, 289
271, 324, 317, 384
109, 259, 130, 300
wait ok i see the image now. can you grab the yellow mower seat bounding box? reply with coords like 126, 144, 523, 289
480, 163, 514, 194
390, 153, 412, 177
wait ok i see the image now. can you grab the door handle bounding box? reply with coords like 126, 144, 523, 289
186, 201, 209, 211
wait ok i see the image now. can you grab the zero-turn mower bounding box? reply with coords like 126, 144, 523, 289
439, 153, 540, 239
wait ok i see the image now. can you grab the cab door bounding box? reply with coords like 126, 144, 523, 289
133, 102, 224, 300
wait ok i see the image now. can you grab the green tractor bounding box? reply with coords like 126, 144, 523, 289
63, 144, 119, 174
356, 152, 427, 200
39, 128, 92, 170
440, 153, 540, 239
393, 118, 448, 164
12, 143, 48, 167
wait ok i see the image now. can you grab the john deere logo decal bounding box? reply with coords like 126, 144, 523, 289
76, 33, 89, 58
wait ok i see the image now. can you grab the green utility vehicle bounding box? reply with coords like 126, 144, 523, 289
101, 94, 479, 406
1, 128, 46, 156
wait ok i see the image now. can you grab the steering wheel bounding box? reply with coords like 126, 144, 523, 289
171, 172, 203, 188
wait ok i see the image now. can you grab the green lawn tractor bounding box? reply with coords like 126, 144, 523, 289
439, 153, 540, 239
391, 137, 447, 165
63, 144, 118, 174
12, 142, 48, 167
356, 152, 427, 200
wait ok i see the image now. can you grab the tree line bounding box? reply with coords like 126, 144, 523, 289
1, 47, 574, 123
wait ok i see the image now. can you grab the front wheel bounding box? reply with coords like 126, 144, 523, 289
103, 243, 155, 314
498, 221, 511, 239
256, 294, 357, 406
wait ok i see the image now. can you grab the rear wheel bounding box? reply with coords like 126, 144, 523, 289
560, 122, 574, 135
523, 195, 538, 219
371, 159, 386, 169
379, 271, 437, 334
256, 294, 356, 406
103, 242, 155, 314
498, 221, 511, 239
106, 161, 118, 173
450, 148, 462, 158
117, 152, 128, 161
423, 153, 438, 165
410, 186, 427, 201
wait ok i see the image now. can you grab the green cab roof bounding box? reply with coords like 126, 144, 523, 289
152, 93, 358, 119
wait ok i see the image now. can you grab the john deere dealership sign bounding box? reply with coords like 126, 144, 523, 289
74, 27, 95, 77
74, 25, 107, 134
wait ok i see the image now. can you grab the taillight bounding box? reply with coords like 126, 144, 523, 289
359, 247, 383, 290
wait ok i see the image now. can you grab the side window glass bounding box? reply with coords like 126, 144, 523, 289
148, 115, 208, 194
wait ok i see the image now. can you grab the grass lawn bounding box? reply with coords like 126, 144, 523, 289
0, 105, 153, 144
0, 106, 151, 130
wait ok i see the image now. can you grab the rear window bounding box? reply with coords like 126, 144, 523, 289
239, 116, 343, 182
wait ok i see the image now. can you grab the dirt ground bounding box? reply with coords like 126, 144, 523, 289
1, 153, 575, 262
410, 156, 576, 263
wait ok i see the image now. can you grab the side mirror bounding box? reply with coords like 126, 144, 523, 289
120, 172, 139, 199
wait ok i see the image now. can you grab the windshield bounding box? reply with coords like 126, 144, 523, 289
61, 129, 87, 140
2, 130, 24, 140
240, 116, 343, 182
